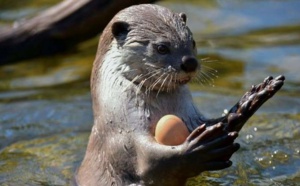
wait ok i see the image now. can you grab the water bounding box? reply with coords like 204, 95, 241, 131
0, 0, 299, 185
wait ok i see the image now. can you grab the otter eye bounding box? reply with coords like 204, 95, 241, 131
156, 45, 170, 55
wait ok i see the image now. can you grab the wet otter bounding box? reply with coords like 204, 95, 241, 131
76, 4, 285, 186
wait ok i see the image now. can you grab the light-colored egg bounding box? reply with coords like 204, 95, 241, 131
154, 114, 190, 146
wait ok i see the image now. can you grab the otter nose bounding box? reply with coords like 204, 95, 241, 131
181, 56, 198, 72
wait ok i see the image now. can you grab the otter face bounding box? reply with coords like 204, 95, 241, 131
110, 5, 199, 93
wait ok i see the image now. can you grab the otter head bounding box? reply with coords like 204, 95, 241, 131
95, 4, 199, 93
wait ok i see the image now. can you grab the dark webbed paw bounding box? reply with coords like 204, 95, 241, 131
180, 123, 240, 176
225, 75, 285, 132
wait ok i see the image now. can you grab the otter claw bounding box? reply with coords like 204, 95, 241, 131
275, 75, 285, 81
224, 75, 285, 132
264, 76, 273, 83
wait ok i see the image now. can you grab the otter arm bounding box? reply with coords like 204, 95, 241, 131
135, 123, 239, 186
204, 75, 285, 132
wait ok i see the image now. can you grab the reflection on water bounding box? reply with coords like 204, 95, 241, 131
0, 0, 299, 185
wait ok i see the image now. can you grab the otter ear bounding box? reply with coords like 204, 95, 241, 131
179, 13, 187, 24
111, 21, 130, 40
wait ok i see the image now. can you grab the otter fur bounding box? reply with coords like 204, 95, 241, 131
76, 4, 285, 186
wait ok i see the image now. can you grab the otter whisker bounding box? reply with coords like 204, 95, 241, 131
201, 57, 219, 63
156, 73, 170, 97
192, 73, 203, 85
201, 65, 219, 78
202, 66, 219, 81
123, 74, 144, 92
167, 72, 174, 93
193, 70, 208, 86
132, 67, 164, 102
200, 57, 210, 61
192, 75, 205, 86
139, 68, 162, 81
144, 62, 163, 69
196, 71, 215, 87
149, 71, 166, 92
145, 69, 162, 85
137, 79, 147, 95
192, 59, 219, 86
124, 68, 160, 94
141, 69, 162, 95
174, 72, 178, 90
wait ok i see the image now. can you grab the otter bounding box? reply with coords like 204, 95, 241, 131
76, 4, 285, 186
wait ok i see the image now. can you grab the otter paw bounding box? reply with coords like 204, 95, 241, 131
225, 75, 285, 132
238, 75, 285, 114
180, 123, 239, 174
